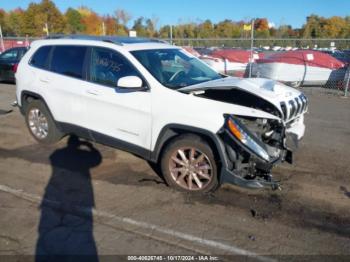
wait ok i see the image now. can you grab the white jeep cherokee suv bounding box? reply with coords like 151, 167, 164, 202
16, 36, 308, 193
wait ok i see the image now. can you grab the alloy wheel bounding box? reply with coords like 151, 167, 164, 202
28, 108, 49, 139
169, 147, 213, 191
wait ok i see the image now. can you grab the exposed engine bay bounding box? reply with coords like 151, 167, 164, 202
178, 77, 307, 189
196, 89, 282, 118
221, 115, 289, 190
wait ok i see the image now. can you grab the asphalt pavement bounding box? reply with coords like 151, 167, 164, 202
0, 83, 349, 261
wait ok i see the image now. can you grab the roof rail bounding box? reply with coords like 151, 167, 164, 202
45, 34, 168, 45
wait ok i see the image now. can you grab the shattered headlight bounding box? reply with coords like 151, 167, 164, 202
226, 116, 270, 161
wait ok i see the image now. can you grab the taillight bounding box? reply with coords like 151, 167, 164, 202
12, 64, 18, 73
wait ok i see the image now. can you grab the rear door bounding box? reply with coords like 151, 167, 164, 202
41, 45, 89, 127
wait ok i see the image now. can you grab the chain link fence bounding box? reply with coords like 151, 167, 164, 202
165, 38, 350, 50
1, 36, 349, 96
165, 38, 350, 96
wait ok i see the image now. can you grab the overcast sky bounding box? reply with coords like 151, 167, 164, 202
2, 0, 350, 28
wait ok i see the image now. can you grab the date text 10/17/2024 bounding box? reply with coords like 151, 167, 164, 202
127, 255, 220, 261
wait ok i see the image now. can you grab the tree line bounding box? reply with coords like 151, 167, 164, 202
0, 0, 349, 39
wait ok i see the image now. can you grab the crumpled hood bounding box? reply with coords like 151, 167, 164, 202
179, 77, 302, 111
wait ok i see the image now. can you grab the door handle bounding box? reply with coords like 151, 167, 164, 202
86, 90, 100, 96
39, 77, 50, 83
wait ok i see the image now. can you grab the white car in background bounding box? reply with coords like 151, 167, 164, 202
15, 36, 308, 193
254, 50, 346, 87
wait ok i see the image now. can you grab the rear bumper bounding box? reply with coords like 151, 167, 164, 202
0, 70, 15, 83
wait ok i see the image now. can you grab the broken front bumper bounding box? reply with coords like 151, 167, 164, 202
218, 127, 296, 190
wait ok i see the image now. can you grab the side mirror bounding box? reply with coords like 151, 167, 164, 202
117, 76, 143, 89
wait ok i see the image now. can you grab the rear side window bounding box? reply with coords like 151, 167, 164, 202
30, 46, 51, 69
51, 46, 87, 79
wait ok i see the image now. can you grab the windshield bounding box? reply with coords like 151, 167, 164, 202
131, 48, 222, 89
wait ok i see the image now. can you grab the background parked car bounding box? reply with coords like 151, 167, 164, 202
0, 47, 28, 83
199, 48, 261, 77
252, 50, 346, 87
321, 50, 350, 65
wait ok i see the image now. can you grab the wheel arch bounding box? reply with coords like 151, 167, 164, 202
150, 124, 228, 169
20, 90, 60, 130
21, 91, 49, 115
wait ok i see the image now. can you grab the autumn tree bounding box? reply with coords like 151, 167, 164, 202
323, 16, 348, 38
0, 9, 11, 35
22, 3, 47, 36
40, 0, 66, 34
254, 18, 270, 38
21, 0, 65, 36
6, 9, 25, 36
103, 15, 117, 35
78, 7, 103, 35
215, 20, 241, 38
197, 20, 214, 38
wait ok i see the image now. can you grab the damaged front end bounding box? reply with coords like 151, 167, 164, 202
218, 114, 293, 190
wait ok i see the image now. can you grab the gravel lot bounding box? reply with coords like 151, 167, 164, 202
0, 83, 349, 261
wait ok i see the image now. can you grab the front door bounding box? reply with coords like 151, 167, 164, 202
81, 47, 152, 151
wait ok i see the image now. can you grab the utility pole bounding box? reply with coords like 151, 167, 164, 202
102, 22, 106, 36
43, 23, 49, 36
0, 25, 4, 52
249, 19, 255, 78
170, 25, 173, 45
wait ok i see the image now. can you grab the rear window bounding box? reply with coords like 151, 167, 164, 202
30, 46, 51, 69
50, 46, 87, 79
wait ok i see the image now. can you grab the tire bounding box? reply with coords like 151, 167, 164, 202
25, 99, 63, 144
160, 134, 219, 193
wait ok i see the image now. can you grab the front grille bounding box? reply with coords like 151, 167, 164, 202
280, 94, 308, 122
295, 97, 301, 114
280, 102, 287, 121
289, 100, 296, 119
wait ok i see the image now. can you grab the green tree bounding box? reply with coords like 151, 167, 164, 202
132, 17, 148, 37
145, 16, 159, 37
0, 9, 12, 36
114, 9, 132, 27
6, 9, 25, 36
197, 20, 214, 38
158, 25, 171, 38
39, 0, 66, 34
65, 8, 85, 33
21, 3, 40, 36
302, 15, 324, 38
215, 20, 241, 38
22, 0, 66, 36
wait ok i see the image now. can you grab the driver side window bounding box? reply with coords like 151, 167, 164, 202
89, 47, 140, 88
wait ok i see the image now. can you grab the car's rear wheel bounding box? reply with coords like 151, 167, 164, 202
25, 100, 63, 144
161, 135, 218, 193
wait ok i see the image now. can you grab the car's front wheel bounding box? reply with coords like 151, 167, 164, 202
25, 100, 63, 144
161, 135, 219, 193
